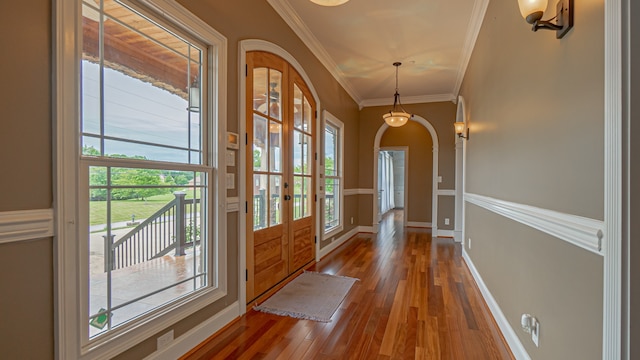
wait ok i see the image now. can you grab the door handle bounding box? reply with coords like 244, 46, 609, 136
284, 195, 291, 201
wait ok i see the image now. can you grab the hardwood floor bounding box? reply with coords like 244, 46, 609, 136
183, 211, 513, 359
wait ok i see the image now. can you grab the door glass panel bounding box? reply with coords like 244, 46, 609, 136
253, 67, 268, 114
293, 85, 303, 130
253, 114, 268, 172
302, 134, 312, 175
303, 177, 311, 217
270, 175, 282, 226
269, 121, 282, 173
293, 176, 303, 220
269, 70, 282, 121
253, 174, 268, 230
303, 95, 312, 132
293, 130, 302, 174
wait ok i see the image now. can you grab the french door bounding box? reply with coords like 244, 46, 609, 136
246, 51, 316, 303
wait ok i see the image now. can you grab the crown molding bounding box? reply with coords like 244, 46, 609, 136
267, 0, 361, 104
360, 93, 456, 108
452, 0, 490, 96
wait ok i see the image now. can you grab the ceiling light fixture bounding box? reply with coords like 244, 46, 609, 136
309, 0, 349, 6
517, 0, 573, 39
382, 62, 412, 128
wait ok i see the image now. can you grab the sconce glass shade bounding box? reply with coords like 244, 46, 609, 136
383, 111, 411, 127
517, 0, 548, 22
454, 121, 466, 135
309, 0, 349, 6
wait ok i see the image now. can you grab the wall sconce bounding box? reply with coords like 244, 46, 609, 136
517, 0, 573, 39
188, 78, 200, 112
454, 122, 469, 140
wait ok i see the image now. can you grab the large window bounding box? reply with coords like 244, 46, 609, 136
324, 113, 343, 236
57, 0, 227, 358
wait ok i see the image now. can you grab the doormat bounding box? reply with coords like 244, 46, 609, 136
254, 271, 358, 322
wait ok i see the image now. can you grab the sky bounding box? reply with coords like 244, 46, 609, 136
82, 60, 200, 164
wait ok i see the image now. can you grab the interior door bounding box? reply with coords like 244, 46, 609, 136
246, 51, 316, 303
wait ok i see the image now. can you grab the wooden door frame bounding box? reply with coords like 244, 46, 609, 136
238, 40, 321, 313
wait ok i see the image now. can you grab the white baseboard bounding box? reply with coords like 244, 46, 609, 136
437, 229, 454, 238
462, 250, 530, 360
143, 302, 240, 360
406, 221, 431, 228
358, 225, 374, 233
0, 208, 54, 244
454, 230, 463, 243
319, 227, 359, 259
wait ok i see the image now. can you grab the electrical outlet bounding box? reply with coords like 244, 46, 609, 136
444, 218, 450, 225
350, 217, 354, 225
157, 330, 174, 350
468, 237, 471, 249
531, 318, 540, 347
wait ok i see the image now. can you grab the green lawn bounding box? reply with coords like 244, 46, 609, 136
90, 192, 200, 226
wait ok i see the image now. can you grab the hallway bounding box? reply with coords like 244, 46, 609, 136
184, 211, 513, 359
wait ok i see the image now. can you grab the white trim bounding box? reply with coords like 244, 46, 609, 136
343, 188, 373, 195
437, 229, 455, 238
437, 189, 456, 196
54, 0, 82, 358
319, 226, 359, 259
0, 209, 54, 244
465, 193, 605, 255
143, 302, 240, 360
55, 1, 228, 358
266, 0, 360, 104
358, 225, 375, 233
238, 39, 323, 315
462, 250, 531, 360
603, 0, 622, 357
373, 116, 439, 235
452, 0, 491, 96
360, 94, 456, 108
323, 111, 345, 240
621, 0, 630, 356
454, 96, 467, 244
407, 221, 432, 228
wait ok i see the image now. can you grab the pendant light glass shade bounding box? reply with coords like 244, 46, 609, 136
383, 111, 410, 127
383, 62, 411, 127
309, 0, 349, 6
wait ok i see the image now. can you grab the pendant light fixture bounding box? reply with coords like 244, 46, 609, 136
382, 62, 412, 127
309, 0, 349, 6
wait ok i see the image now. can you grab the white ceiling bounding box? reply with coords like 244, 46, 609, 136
268, 0, 489, 107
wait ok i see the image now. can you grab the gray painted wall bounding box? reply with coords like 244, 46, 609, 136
459, 0, 606, 358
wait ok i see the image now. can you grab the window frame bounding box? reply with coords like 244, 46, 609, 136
55, 0, 227, 358
322, 111, 344, 238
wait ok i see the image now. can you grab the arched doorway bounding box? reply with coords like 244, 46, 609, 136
372, 115, 439, 234
238, 40, 321, 310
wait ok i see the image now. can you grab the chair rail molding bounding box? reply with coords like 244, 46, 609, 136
0, 209, 54, 244
465, 193, 604, 255
343, 188, 374, 196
